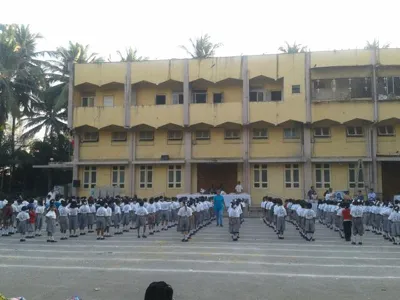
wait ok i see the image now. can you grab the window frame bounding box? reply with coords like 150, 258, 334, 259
270, 90, 282, 101
348, 163, 364, 189
103, 95, 114, 107
346, 126, 364, 137
252, 128, 268, 140
172, 92, 184, 105
82, 132, 99, 143
111, 132, 127, 142
139, 165, 153, 189
253, 164, 268, 188
195, 130, 210, 140
283, 128, 300, 140
292, 85, 301, 94
83, 166, 97, 189
285, 164, 300, 188
81, 96, 95, 107
191, 90, 207, 104
112, 166, 125, 188
315, 163, 331, 189
224, 129, 240, 140
168, 165, 182, 189
313, 127, 331, 138
377, 125, 395, 136
139, 131, 154, 141
213, 92, 223, 104
155, 94, 166, 105
167, 130, 183, 141
249, 89, 266, 102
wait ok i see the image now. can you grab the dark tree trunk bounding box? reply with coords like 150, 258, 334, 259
8, 116, 16, 192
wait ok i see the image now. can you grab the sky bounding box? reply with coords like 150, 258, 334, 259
3, 0, 400, 61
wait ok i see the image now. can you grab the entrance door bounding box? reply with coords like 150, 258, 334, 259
197, 163, 238, 193
382, 162, 400, 200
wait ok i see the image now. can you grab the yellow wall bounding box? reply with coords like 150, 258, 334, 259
311, 50, 371, 68
135, 81, 183, 106
248, 54, 278, 80
312, 102, 373, 123
74, 107, 125, 129
79, 131, 129, 160
378, 102, 400, 121
192, 128, 242, 158
312, 126, 367, 157
189, 56, 242, 82
134, 165, 184, 198
379, 49, 400, 66
249, 127, 302, 157
131, 60, 184, 84
131, 105, 184, 128
75, 63, 126, 86
377, 124, 400, 155
135, 130, 185, 160
190, 102, 242, 126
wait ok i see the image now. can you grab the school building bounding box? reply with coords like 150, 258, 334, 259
65, 49, 400, 204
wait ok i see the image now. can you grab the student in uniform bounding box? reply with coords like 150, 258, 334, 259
33, 200, 44, 237
78, 200, 89, 235
274, 199, 287, 240
160, 198, 170, 231
389, 206, 400, 245
136, 200, 149, 238
122, 199, 131, 232
130, 198, 137, 230
2, 201, 12, 236
304, 202, 316, 241
154, 197, 161, 233
350, 200, 364, 245
87, 199, 96, 233
58, 200, 69, 240
104, 201, 113, 237
381, 202, 392, 240
68, 201, 79, 238
96, 201, 107, 240
228, 199, 241, 241
114, 199, 122, 235
26, 205, 36, 239
177, 198, 193, 242
16, 206, 29, 242
147, 198, 156, 235
45, 205, 57, 243
341, 202, 352, 242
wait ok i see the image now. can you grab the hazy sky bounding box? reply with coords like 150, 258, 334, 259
3, 0, 399, 60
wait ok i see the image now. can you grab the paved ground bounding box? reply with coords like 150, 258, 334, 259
0, 218, 399, 300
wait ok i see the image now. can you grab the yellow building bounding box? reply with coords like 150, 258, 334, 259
66, 49, 400, 205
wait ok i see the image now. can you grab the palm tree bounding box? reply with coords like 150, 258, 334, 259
46, 42, 104, 110
278, 41, 307, 54
116, 47, 147, 62
364, 39, 390, 50
180, 34, 222, 59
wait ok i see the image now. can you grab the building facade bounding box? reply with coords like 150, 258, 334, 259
68, 49, 400, 204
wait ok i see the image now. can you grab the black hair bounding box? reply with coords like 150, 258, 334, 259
144, 281, 173, 300
139, 201, 144, 207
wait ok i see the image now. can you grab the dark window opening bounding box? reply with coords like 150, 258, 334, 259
156, 95, 166, 105
213, 93, 223, 103
271, 91, 282, 101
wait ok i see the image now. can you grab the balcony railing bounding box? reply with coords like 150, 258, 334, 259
312, 78, 372, 101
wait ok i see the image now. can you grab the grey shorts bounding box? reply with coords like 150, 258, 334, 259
96, 216, 106, 230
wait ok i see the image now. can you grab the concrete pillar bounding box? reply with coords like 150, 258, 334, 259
72, 134, 80, 197
129, 131, 136, 196
183, 59, 192, 193
67, 62, 74, 129
241, 56, 251, 194
371, 49, 378, 191
124, 62, 132, 128
303, 52, 313, 198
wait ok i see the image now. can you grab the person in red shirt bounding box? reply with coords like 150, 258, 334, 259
2, 201, 13, 236
341, 202, 352, 241
27, 205, 36, 238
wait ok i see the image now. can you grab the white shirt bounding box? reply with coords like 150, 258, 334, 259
105, 207, 112, 217
59, 206, 69, 217
228, 206, 242, 218
235, 184, 243, 193
274, 206, 287, 217
325, 193, 331, 201
45, 210, 57, 219
35, 205, 45, 214
69, 207, 79, 216
16, 211, 29, 221
304, 209, 316, 219
155, 202, 161, 211
96, 207, 107, 217
89, 205, 96, 213
123, 204, 131, 213
388, 211, 400, 222
177, 206, 193, 217
160, 202, 170, 211
136, 206, 149, 216
147, 204, 156, 214
79, 204, 90, 214
368, 192, 376, 201
261, 201, 266, 209
114, 206, 121, 215
350, 206, 364, 218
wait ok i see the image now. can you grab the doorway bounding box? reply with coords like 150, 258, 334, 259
382, 161, 400, 200
197, 163, 238, 193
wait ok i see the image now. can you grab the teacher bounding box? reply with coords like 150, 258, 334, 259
214, 190, 225, 227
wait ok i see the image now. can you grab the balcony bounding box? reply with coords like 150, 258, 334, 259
73, 106, 125, 129
189, 102, 242, 127
312, 101, 373, 124
131, 105, 184, 128
249, 101, 305, 125
312, 78, 372, 102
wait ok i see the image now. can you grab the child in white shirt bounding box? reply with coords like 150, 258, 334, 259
45, 205, 57, 243
16, 206, 29, 242
274, 199, 287, 240
227, 200, 242, 241
136, 201, 149, 238
177, 199, 193, 242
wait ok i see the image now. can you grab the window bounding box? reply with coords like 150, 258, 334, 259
167, 130, 183, 141
271, 91, 282, 101
195, 130, 210, 140
103, 96, 114, 107
139, 131, 154, 141
168, 165, 182, 188
83, 166, 96, 189
112, 166, 125, 188
172, 92, 184, 104
139, 166, 153, 188
377, 76, 400, 99
192, 90, 207, 103
285, 164, 300, 188
252, 128, 268, 139
249, 90, 265, 102
253, 164, 268, 188
283, 128, 300, 139
292, 85, 301, 94
81, 96, 94, 107
213, 93, 223, 103
315, 164, 331, 188
348, 163, 364, 188
224, 129, 240, 140
313, 127, 331, 138
82, 132, 99, 142
111, 132, 127, 142
378, 125, 395, 136
155, 94, 166, 105
346, 126, 364, 137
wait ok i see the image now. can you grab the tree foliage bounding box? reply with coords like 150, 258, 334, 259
278, 41, 307, 54
180, 34, 222, 59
